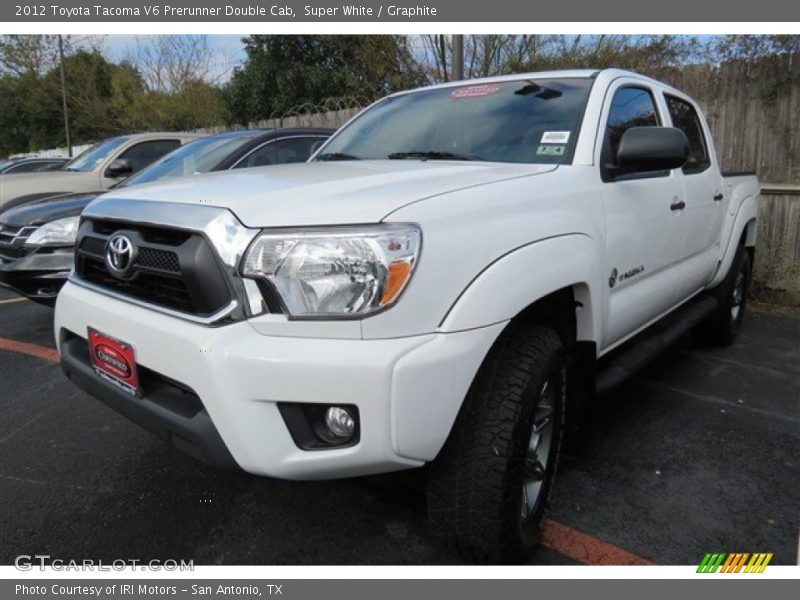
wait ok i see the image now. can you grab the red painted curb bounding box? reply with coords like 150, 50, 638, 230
0, 337, 59, 364
543, 519, 654, 565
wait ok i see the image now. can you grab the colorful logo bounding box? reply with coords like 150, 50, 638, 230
697, 552, 773, 573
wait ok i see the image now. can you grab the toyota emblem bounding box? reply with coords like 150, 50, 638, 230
105, 234, 136, 276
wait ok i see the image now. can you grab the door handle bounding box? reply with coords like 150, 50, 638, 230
670, 200, 686, 211
713, 193, 724, 201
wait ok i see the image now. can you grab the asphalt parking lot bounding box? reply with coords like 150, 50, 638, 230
1, 288, 798, 566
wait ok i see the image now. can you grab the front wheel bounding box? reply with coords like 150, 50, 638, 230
426, 322, 566, 563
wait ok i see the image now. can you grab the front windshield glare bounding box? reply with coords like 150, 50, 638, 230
317, 78, 593, 165
65, 137, 128, 172
121, 135, 256, 188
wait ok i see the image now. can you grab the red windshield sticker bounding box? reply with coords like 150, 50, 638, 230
450, 84, 501, 99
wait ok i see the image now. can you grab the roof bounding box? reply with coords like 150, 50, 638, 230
394, 69, 600, 96
206, 128, 272, 139
392, 68, 673, 97
5, 157, 68, 162
200, 127, 335, 141
115, 131, 200, 142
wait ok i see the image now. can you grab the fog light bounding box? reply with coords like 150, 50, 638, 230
324, 406, 355, 440
278, 402, 359, 449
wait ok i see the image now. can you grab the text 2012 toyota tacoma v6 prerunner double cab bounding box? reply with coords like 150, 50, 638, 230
55, 70, 759, 562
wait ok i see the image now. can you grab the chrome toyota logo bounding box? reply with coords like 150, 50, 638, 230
105, 234, 135, 276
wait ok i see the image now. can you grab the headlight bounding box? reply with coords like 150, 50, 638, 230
241, 224, 421, 318
24, 216, 80, 246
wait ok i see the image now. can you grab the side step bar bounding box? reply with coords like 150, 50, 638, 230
595, 295, 719, 395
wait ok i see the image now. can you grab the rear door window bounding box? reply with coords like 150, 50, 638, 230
665, 94, 711, 174
118, 139, 182, 173
6, 161, 49, 173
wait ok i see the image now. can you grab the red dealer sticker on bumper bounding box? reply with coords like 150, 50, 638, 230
450, 84, 501, 99
88, 328, 140, 396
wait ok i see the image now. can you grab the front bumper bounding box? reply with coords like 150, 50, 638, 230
0, 246, 72, 301
55, 281, 504, 479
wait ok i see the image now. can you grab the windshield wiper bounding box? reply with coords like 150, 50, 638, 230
387, 150, 484, 161
316, 152, 361, 161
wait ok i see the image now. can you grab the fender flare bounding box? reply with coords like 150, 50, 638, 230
438, 233, 603, 343
709, 196, 757, 289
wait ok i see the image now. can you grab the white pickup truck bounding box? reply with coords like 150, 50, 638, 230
55, 69, 759, 563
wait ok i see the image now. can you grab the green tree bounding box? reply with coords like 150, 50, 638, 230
0, 34, 62, 77
0, 39, 225, 157
222, 35, 428, 125
505, 35, 701, 78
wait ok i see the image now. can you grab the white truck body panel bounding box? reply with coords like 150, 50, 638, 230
100, 160, 555, 228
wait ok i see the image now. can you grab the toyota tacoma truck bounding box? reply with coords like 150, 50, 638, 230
55, 69, 760, 563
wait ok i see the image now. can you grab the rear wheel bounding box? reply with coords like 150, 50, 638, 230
697, 244, 751, 346
426, 322, 566, 563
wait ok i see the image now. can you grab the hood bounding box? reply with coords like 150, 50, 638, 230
97, 160, 557, 228
0, 190, 104, 227
0, 170, 98, 206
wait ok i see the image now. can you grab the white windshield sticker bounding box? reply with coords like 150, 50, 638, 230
541, 131, 571, 144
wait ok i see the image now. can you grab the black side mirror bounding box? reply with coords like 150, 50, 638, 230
616, 126, 689, 174
105, 158, 133, 178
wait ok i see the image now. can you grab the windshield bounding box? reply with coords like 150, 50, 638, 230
317, 78, 593, 165
65, 137, 128, 172
120, 135, 258, 187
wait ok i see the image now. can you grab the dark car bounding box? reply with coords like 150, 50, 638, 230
0, 127, 333, 304
0, 157, 69, 174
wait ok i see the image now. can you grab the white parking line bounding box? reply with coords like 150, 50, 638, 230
0, 296, 26, 304
637, 378, 800, 425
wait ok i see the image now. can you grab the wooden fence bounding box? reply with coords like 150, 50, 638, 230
194, 107, 363, 135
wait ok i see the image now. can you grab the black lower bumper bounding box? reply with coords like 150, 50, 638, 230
0, 271, 64, 303
0, 248, 72, 302
59, 331, 240, 471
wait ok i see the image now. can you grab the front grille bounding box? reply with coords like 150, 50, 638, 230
0, 224, 37, 261
135, 247, 180, 273
75, 219, 233, 318
91, 219, 191, 246
79, 236, 181, 274
0, 225, 37, 245
79, 236, 106, 255
81, 259, 196, 313
0, 245, 29, 260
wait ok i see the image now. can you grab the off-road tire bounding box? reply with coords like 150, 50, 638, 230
426, 322, 566, 563
697, 244, 751, 346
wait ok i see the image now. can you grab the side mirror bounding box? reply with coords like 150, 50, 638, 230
105, 158, 133, 178
615, 126, 689, 174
